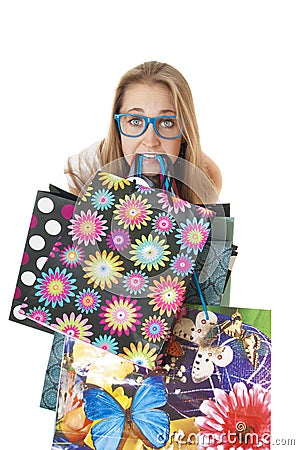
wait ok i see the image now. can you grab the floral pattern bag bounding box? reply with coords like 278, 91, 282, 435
23, 171, 211, 366
39, 205, 235, 411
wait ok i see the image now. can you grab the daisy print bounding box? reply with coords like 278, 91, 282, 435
74, 288, 101, 314
135, 184, 155, 195
106, 229, 131, 251
195, 205, 217, 218
98, 172, 130, 190
92, 334, 119, 354
152, 212, 175, 235
130, 233, 171, 271
68, 209, 108, 246
99, 294, 142, 337
148, 275, 186, 317
175, 217, 210, 255
169, 253, 196, 277
26, 306, 52, 325
83, 250, 124, 290
123, 269, 149, 295
34, 267, 77, 308
141, 315, 169, 343
78, 185, 93, 204
157, 191, 191, 214
59, 244, 85, 268
120, 341, 157, 369
91, 188, 115, 211
113, 193, 153, 231
53, 312, 93, 342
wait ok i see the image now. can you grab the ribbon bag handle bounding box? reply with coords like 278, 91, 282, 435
128, 153, 179, 195
127, 153, 209, 319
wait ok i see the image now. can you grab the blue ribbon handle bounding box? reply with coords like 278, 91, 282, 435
192, 272, 209, 320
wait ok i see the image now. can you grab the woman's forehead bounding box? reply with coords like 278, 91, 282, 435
121, 82, 175, 113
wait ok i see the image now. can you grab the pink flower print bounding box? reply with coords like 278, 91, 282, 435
68, 209, 108, 246
99, 294, 142, 337
195, 382, 271, 449
148, 275, 186, 317
53, 312, 93, 342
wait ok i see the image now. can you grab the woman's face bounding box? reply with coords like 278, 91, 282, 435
119, 83, 182, 173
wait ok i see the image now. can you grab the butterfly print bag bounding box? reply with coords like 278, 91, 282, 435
158, 305, 271, 447
51, 336, 171, 450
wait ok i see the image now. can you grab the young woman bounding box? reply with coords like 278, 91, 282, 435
65, 61, 222, 203
37, 62, 225, 445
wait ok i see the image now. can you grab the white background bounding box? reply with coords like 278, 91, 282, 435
0, 0, 298, 448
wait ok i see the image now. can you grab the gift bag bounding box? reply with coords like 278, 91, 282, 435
51, 301, 271, 450
159, 305, 271, 448
221, 244, 239, 306
39, 203, 235, 412
40, 331, 66, 410
9, 186, 77, 332
185, 216, 236, 306
51, 336, 171, 450
127, 172, 237, 308
23, 169, 211, 367
40, 219, 237, 411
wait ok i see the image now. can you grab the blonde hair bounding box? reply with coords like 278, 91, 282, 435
66, 61, 216, 202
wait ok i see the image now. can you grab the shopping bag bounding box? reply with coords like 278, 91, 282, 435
185, 216, 236, 306
50, 301, 271, 450
40, 219, 237, 411
158, 305, 271, 448
38, 152, 237, 408
40, 331, 65, 410
51, 336, 171, 450
24, 170, 211, 367
221, 244, 239, 306
9, 185, 77, 332
130, 156, 236, 308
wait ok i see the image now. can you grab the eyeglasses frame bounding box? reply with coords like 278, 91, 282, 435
114, 113, 183, 140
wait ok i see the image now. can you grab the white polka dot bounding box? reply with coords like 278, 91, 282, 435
36, 256, 48, 270
45, 219, 62, 235
13, 305, 27, 320
29, 235, 46, 251
21, 271, 36, 286
37, 197, 54, 213
127, 176, 150, 187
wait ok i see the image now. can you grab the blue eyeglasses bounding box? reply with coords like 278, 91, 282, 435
114, 114, 183, 140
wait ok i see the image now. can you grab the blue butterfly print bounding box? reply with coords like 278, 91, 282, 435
83, 375, 170, 450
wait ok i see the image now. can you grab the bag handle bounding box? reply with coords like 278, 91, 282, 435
128, 153, 179, 195
128, 153, 209, 319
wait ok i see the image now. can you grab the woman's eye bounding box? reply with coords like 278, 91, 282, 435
129, 118, 142, 126
161, 120, 174, 128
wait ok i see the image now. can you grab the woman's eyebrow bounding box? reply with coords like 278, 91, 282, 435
126, 107, 144, 113
159, 109, 176, 115
125, 107, 176, 115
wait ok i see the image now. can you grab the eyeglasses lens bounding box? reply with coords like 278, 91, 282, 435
119, 116, 181, 139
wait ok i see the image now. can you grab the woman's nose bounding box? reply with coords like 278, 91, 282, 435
142, 124, 160, 148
